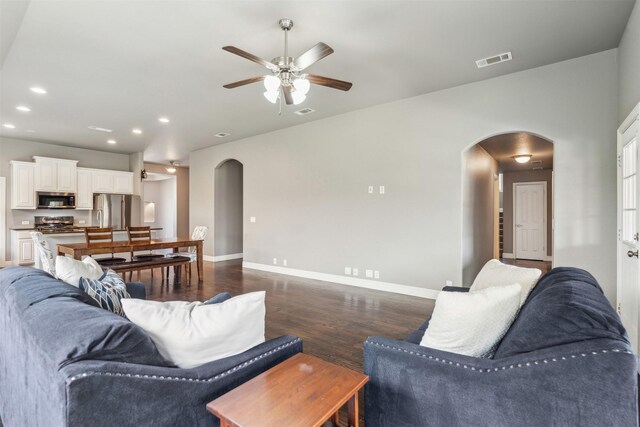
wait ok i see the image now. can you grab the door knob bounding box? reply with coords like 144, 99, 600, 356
628, 250, 639, 258
515, 224, 523, 228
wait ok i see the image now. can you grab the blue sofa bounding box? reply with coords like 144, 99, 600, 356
364, 267, 637, 426
0, 267, 302, 427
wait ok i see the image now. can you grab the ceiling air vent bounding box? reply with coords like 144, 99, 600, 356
294, 107, 315, 116
532, 166, 544, 171
476, 52, 512, 69
531, 160, 543, 165
214, 132, 231, 138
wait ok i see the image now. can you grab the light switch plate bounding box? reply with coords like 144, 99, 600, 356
365, 269, 373, 278
250, 217, 256, 223
445, 280, 453, 286
352, 268, 359, 276
21, 220, 29, 225
374, 270, 380, 279
283, 259, 287, 267
368, 186, 373, 194
273, 258, 277, 265
379, 185, 385, 194
78, 220, 86, 224
344, 267, 352, 275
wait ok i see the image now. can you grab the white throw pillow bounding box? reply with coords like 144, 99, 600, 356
471, 259, 541, 305
420, 283, 521, 357
55, 256, 103, 287
121, 291, 266, 369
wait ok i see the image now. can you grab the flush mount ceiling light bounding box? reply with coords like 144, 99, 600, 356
513, 154, 533, 164
16, 105, 31, 112
30, 86, 47, 94
166, 161, 178, 173
222, 18, 352, 110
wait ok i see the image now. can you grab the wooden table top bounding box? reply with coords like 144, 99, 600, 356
206, 353, 368, 427
57, 237, 200, 250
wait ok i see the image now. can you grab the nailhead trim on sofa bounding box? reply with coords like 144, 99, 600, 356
365, 340, 632, 373
66, 337, 302, 384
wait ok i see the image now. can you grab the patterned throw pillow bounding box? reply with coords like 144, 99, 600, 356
79, 269, 131, 316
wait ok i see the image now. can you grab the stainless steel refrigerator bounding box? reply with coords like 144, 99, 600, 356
92, 194, 138, 229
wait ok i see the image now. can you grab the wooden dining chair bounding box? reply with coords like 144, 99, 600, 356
127, 226, 165, 281
84, 227, 127, 266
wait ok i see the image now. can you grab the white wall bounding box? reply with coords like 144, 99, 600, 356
143, 177, 176, 239
462, 145, 498, 286
191, 50, 618, 301
619, 0, 640, 121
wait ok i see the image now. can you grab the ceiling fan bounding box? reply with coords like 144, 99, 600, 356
222, 18, 352, 107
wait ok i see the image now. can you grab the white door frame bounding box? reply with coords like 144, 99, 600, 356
513, 181, 547, 261
0, 177, 5, 261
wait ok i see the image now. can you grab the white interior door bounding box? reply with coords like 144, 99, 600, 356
617, 103, 639, 353
514, 182, 547, 261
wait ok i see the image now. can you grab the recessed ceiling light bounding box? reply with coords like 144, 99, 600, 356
16, 105, 31, 112
158, 117, 170, 124
30, 87, 47, 94
132, 128, 143, 135
88, 126, 113, 133
107, 139, 117, 144
214, 132, 231, 138
3, 123, 16, 129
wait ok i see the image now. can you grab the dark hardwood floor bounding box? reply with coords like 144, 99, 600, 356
143, 259, 434, 373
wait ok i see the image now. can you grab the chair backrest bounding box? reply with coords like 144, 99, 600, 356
189, 226, 208, 253
30, 231, 56, 276
85, 227, 114, 247
127, 226, 152, 244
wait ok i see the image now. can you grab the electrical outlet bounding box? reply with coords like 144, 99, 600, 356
368, 186, 373, 194
283, 259, 287, 267
273, 258, 277, 265
379, 185, 385, 194
365, 269, 373, 278
445, 280, 453, 286
78, 220, 86, 224
374, 270, 380, 279
250, 217, 256, 223
344, 267, 352, 275
352, 268, 359, 277
21, 220, 29, 225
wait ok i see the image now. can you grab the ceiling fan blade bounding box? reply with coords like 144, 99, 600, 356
282, 85, 294, 105
222, 46, 278, 71
293, 42, 334, 71
306, 74, 353, 91
223, 76, 266, 89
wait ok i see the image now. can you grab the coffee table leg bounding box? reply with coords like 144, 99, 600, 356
348, 392, 359, 427
220, 419, 233, 427
331, 410, 339, 426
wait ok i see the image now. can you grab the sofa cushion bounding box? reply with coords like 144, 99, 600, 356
56, 256, 103, 287
471, 259, 541, 306
1, 267, 170, 369
494, 267, 628, 358
420, 283, 522, 357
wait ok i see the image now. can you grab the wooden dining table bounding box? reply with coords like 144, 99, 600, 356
56, 237, 204, 282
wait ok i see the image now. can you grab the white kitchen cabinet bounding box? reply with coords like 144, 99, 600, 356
91, 169, 133, 194
10, 161, 36, 210
113, 171, 134, 194
33, 157, 78, 193
11, 230, 34, 265
76, 168, 93, 210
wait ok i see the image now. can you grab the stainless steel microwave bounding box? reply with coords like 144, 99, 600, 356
37, 192, 76, 209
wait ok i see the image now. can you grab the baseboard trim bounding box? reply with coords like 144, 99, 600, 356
502, 253, 515, 259
546, 256, 553, 262
203, 253, 243, 263
242, 262, 440, 300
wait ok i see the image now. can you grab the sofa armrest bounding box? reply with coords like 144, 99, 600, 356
441, 286, 469, 293
364, 336, 637, 427
125, 282, 146, 299
60, 335, 302, 427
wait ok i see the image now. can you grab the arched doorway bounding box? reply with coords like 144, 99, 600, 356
214, 159, 244, 260
462, 132, 554, 285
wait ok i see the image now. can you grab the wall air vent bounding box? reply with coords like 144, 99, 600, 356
475, 52, 512, 69
214, 132, 231, 138
294, 107, 315, 116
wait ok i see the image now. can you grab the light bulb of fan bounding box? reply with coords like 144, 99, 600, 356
264, 75, 281, 92
292, 91, 306, 105
293, 78, 310, 95
264, 90, 279, 104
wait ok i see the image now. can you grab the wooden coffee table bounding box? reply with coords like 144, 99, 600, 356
206, 353, 369, 427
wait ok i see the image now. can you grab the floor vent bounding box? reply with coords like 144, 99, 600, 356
476, 52, 512, 68
294, 107, 315, 116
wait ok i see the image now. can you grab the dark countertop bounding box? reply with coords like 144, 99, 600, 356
10, 227, 163, 234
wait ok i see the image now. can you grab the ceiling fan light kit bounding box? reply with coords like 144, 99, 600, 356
223, 18, 352, 110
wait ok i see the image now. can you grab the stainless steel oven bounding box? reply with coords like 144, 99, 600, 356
37, 192, 76, 209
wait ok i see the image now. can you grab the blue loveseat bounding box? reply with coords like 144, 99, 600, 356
364, 267, 637, 426
0, 267, 302, 427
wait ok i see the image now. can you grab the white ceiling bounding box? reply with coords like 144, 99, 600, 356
0, 0, 635, 165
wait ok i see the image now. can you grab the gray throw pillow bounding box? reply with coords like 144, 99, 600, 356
79, 269, 130, 316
